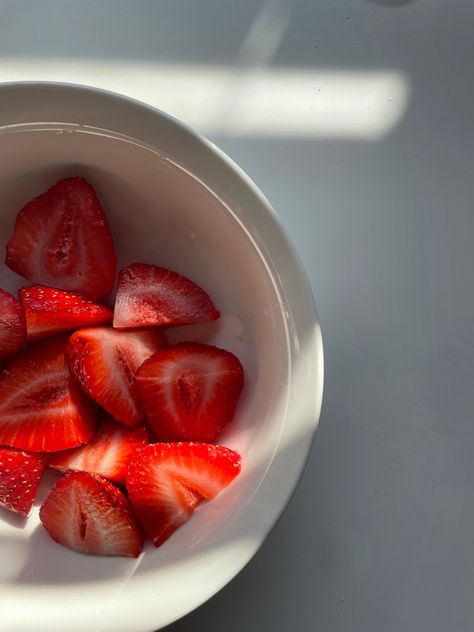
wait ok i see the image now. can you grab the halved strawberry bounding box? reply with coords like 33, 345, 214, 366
0, 335, 96, 452
113, 263, 220, 329
6, 177, 116, 300
66, 327, 164, 427
135, 342, 244, 442
40, 471, 143, 557
0, 447, 45, 516
47, 414, 149, 484
0, 288, 26, 362
126, 442, 241, 547
19, 285, 113, 341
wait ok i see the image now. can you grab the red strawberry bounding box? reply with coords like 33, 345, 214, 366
66, 327, 164, 427
40, 471, 143, 557
47, 414, 149, 484
126, 442, 241, 547
19, 285, 113, 341
0, 288, 26, 362
0, 335, 96, 452
135, 342, 244, 442
0, 447, 45, 516
6, 177, 116, 300
113, 263, 220, 329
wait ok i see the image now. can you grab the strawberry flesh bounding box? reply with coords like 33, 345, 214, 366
126, 442, 241, 547
40, 471, 143, 557
66, 327, 164, 427
113, 263, 220, 328
20, 285, 113, 341
0, 447, 45, 516
0, 288, 26, 362
47, 413, 149, 484
6, 177, 117, 300
0, 335, 96, 452
135, 342, 244, 442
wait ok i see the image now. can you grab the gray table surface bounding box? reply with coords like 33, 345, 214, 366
1, 1, 473, 630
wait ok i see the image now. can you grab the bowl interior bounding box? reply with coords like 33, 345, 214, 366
0, 122, 293, 625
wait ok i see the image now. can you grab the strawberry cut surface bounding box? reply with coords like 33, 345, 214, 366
135, 342, 244, 442
0, 288, 26, 362
20, 285, 113, 341
0, 447, 45, 516
0, 335, 96, 452
113, 263, 220, 328
66, 327, 164, 427
0, 174, 246, 562
6, 177, 117, 300
126, 442, 241, 547
47, 413, 149, 484
40, 471, 143, 557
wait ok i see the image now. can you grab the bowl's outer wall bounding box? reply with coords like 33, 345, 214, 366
0, 82, 323, 632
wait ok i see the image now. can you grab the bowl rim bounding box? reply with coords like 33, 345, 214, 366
0, 80, 324, 631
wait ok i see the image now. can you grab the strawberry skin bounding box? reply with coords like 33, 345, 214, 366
19, 285, 113, 341
47, 414, 149, 484
6, 177, 117, 300
135, 342, 244, 442
66, 327, 164, 427
40, 471, 143, 557
113, 263, 220, 328
0, 447, 45, 516
0, 288, 26, 362
0, 335, 96, 452
126, 442, 241, 547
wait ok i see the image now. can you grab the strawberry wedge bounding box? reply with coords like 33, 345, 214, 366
0, 288, 26, 362
0, 335, 96, 452
135, 342, 244, 442
20, 285, 113, 341
47, 414, 149, 484
113, 263, 220, 328
66, 327, 164, 427
40, 471, 143, 557
0, 447, 45, 516
126, 442, 241, 547
6, 177, 117, 300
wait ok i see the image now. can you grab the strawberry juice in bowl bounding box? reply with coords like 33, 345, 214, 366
0, 82, 323, 632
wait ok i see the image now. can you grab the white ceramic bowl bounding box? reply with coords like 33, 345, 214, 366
0, 83, 323, 632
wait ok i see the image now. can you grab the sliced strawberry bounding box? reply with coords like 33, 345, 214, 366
6, 177, 117, 300
113, 263, 220, 329
40, 471, 143, 557
47, 414, 149, 484
0, 447, 45, 516
19, 285, 113, 341
126, 442, 241, 547
66, 327, 164, 427
135, 342, 244, 442
0, 288, 26, 362
0, 335, 96, 452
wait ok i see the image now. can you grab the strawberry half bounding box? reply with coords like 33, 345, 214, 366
135, 342, 244, 442
0, 447, 45, 516
113, 263, 220, 329
126, 442, 241, 547
40, 471, 143, 557
6, 177, 117, 300
0, 335, 96, 452
19, 285, 113, 341
66, 327, 164, 427
47, 413, 149, 484
0, 288, 26, 362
